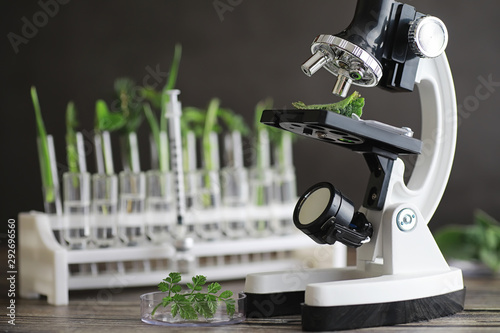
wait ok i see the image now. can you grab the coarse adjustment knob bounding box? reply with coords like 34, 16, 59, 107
408, 16, 448, 58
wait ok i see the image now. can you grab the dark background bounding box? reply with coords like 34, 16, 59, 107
1, 0, 499, 235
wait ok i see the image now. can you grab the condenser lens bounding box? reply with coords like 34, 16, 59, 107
298, 187, 331, 225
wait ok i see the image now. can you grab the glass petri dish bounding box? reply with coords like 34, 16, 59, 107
140, 291, 246, 327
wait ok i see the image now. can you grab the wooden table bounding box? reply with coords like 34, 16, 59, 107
2, 275, 499, 332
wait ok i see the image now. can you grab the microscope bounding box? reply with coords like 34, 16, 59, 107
244, 0, 465, 330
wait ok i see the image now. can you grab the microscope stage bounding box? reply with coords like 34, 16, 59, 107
261, 109, 422, 159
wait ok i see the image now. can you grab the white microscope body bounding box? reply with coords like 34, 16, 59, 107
245, 0, 465, 330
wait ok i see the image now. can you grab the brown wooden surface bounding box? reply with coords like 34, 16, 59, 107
1, 275, 499, 332
1, 242, 499, 332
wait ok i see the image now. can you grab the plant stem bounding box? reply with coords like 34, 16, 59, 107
66, 101, 79, 174
102, 131, 114, 175
203, 98, 220, 172
202, 99, 220, 207
31, 86, 55, 203
151, 302, 162, 317
144, 103, 170, 172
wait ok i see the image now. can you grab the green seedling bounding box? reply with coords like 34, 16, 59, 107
65, 101, 79, 174
31, 86, 55, 203
151, 272, 235, 320
293, 91, 365, 118
142, 43, 182, 172
435, 209, 500, 273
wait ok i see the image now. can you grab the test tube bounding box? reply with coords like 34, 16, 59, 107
194, 132, 222, 240
248, 130, 275, 237
118, 171, 146, 246
92, 173, 118, 247
145, 170, 176, 244
63, 172, 91, 249
120, 132, 141, 173
272, 132, 297, 235
37, 135, 64, 244
221, 131, 249, 238
149, 132, 169, 172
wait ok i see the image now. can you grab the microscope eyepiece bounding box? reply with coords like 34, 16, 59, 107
301, 0, 449, 94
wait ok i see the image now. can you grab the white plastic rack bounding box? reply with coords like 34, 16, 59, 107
19, 210, 346, 305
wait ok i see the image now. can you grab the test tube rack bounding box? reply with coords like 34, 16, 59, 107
19, 209, 346, 306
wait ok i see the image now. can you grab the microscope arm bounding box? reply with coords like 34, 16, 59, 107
405, 53, 458, 223
357, 53, 458, 274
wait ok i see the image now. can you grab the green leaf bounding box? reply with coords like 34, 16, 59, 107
154, 273, 237, 320
114, 77, 144, 134
169, 272, 182, 284
479, 248, 500, 272
219, 290, 233, 299
224, 298, 236, 317
66, 101, 79, 174
194, 298, 217, 319
95, 100, 126, 131
177, 301, 198, 320
192, 275, 207, 288
181, 107, 206, 136
141, 87, 162, 109
207, 282, 221, 294
100, 113, 127, 131
254, 97, 273, 133
31, 86, 55, 203
114, 77, 135, 95
207, 298, 218, 314
435, 210, 500, 273
158, 282, 169, 292
173, 293, 187, 302
474, 209, 500, 228
171, 303, 179, 318
485, 228, 498, 250
203, 98, 220, 172
434, 226, 477, 260
160, 43, 183, 133
171, 284, 182, 293
166, 43, 182, 92
161, 296, 172, 307
293, 91, 365, 117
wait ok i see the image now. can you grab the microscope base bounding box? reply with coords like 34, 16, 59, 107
245, 267, 465, 330
302, 287, 465, 331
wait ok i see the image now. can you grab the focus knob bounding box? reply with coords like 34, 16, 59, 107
408, 16, 448, 58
